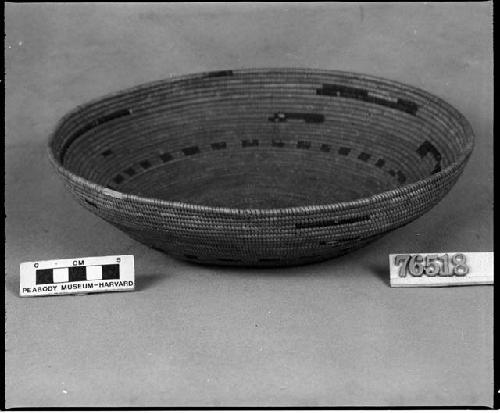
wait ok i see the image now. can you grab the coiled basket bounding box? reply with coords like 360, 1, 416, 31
48, 68, 474, 267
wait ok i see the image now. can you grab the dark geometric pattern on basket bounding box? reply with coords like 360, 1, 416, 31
295, 215, 371, 229
59, 109, 132, 163
204, 70, 234, 78
36, 264, 120, 284
268, 112, 325, 123
416, 140, 442, 174
48, 68, 474, 267
316, 84, 419, 116
105, 138, 408, 190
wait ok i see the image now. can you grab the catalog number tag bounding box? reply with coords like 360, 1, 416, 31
389, 252, 493, 287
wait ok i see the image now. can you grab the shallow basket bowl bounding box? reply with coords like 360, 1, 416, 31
48, 68, 474, 267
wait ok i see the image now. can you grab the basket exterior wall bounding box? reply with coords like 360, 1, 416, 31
49, 153, 469, 267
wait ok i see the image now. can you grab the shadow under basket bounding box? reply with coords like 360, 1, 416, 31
48, 68, 474, 267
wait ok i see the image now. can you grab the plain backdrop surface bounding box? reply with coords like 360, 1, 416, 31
5, 2, 493, 407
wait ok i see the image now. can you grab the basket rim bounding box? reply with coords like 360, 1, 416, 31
48, 67, 475, 216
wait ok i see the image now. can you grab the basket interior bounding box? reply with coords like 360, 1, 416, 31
51, 70, 472, 209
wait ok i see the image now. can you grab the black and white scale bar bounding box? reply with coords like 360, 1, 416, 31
20, 255, 134, 297
36, 264, 120, 284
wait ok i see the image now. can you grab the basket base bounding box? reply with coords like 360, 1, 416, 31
123, 158, 393, 209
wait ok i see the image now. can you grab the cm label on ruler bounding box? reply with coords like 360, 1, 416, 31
33, 258, 88, 268
20, 255, 135, 297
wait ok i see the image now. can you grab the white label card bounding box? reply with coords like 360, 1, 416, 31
389, 252, 493, 287
20, 255, 135, 297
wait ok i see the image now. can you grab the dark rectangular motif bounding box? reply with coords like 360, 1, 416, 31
316, 84, 418, 116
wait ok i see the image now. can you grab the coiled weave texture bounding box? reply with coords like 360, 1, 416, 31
48, 68, 474, 267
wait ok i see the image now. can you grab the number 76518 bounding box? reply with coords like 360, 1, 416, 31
394, 253, 469, 277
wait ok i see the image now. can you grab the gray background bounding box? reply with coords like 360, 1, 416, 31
5, 2, 493, 408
